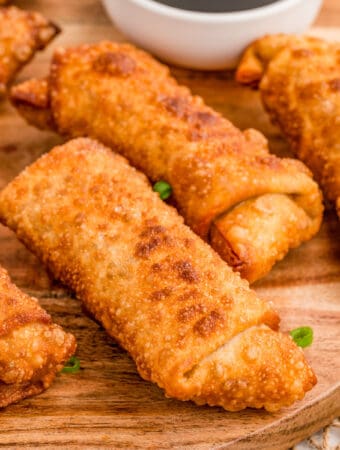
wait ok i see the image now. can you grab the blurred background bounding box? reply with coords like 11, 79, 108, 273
317, 0, 339, 26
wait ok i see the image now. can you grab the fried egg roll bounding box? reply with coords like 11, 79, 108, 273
0, 6, 59, 96
0, 138, 316, 411
236, 34, 340, 218
9, 42, 323, 282
0, 266, 76, 408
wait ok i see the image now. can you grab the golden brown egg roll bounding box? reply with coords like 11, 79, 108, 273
9, 42, 323, 283
236, 34, 340, 218
0, 266, 76, 408
0, 6, 60, 96
0, 137, 316, 411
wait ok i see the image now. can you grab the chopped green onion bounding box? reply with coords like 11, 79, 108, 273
153, 180, 172, 200
290, 326, 313, 348
61, 356, 80, 374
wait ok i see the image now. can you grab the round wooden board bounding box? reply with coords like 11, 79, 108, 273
0, 1, 339, 448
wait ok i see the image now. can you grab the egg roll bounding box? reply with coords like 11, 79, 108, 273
9, 42, 323, 282
236, 34, 340, 218
0, 6, 59, 96
0, 266, 76, 408
0, 137, 316, 411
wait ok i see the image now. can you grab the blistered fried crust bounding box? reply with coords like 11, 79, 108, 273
0, 138, 316, 411
9, 42, 323, 282
0, 6, 60, 96
0, 267, 76, 408
211, 193, 317, 282
237, 34, 340, 217
235, 34, 301, 87
10, 78, 55, 129
188, 325, 316, 412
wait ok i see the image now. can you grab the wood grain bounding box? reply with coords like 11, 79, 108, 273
316, 0, 340, 27
0, 1, 339, 448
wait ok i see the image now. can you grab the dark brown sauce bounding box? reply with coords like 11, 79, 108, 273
151, 0, 281, 13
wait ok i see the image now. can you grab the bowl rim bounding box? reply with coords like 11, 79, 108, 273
119, 0, 320, 22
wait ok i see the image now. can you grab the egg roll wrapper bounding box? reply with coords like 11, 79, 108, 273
9, 41, 323, 282
0, 138, 316, 411
0, 6, 59, 96
236, 34, 340, 218
0, 266, 76, 408
211, 193, 316, 282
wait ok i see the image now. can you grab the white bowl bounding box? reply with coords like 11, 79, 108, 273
102, 0, 323, 70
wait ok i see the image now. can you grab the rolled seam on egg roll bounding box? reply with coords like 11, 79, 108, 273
9, 42, 323, 282
0, 266, 76, 407
0, 138, 316, 411
0, 6, 60, 96
236, 34, 340, 219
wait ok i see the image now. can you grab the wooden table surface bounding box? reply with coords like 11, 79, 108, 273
317, 0, 340, 27
0, 1, 339, 449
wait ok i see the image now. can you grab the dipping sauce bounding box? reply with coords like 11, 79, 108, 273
151, 0, 281, 13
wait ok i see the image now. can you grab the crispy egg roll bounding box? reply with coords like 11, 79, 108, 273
236, 34, 340, 218
9, 41, 323, 283
0, 138, 316, 411
0, 6, 59, 96
0, 266, 76, 407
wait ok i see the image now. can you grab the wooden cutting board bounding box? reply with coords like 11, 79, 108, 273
0, 1, 339, 448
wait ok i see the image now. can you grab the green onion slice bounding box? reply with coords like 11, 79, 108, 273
153, 180, 172, 200
290, 326, 313, 348
61, 356, 80, 374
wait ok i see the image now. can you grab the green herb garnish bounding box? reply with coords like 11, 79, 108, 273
61, 356, 80, 374
153, 180, 172, 200
290, 326, 313, 348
